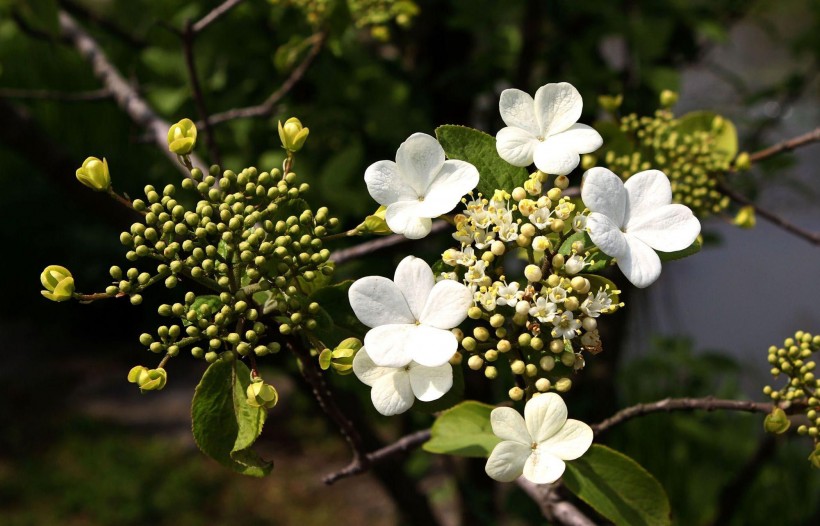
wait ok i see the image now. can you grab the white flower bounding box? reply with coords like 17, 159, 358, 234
564, 255, 586, 275
582, 167, 701, 288
548, 286, 567, 303
580, 290, 612, 318
496, 282, 523, 307
365, 133, 479, 239
495, 82, 603, 175
528, 296, 558, 323
552, 311, 581, 340
352, 347, 453, 416
485, 393, 593, 484
348, 256, 472, 368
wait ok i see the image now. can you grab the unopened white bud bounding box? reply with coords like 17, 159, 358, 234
524, 264, 543, 283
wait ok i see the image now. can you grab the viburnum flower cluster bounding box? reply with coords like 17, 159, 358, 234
346, 79, 701, 485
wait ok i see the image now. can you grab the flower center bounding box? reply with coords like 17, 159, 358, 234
418, 195, 425, 202
531, 442, 538, 450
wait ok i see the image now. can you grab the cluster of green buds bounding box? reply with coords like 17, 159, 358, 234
763, 330, 820, 466
441, 172, 621, 401
590, 92, 736, 218
45, 116, 342, 414
271, 0, 417, 36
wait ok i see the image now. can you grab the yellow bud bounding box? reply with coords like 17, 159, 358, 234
597, 94, 623, 112
330, 338, 362, 375
734, 152, 751, 171
128, 366, 167, 392
356, 205, 391, 235
581, 154, 596, 170
659, 90, 679, 108
167, 118, 197, 155
278, 117, 309, 152
763, 407, 790, 434
247, 380, 278, 409
75, 156, 110, 191
40, 265, 75, 302
733, 206, 756, 229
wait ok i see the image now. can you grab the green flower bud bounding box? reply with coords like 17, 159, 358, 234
356, 205, 392, 235
127, 366, 167, 392
330, 337, 363, 375
659, 90, 679, 108
734, 152, 751, 171
247, 379, 279, 409
597, 94, 623, 112
318, 348, 332, 370
75, 157, 111, 191
733, 205, 756, 229
40, 265, 75, 302
467, 354, 483, 370
809, 445, 820, 469
167, 118, 197, 155
278, 117, 310, 153
763, 407, 790, 434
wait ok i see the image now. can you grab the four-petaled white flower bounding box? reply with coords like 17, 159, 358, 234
365, 133, 479, 239
352, 347, 452, 416
496, 82, 603, 175
582, 167, 701, 288
485, 393, 593, 484
348, 256, 473, 368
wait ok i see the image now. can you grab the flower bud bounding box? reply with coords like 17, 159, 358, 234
127, 366, 167, 392
356, 205, 391, 235
564, 255, 586, 275
763, 407, 790, 434
733, 206, 756, 229
247, 379, 278, 409
659, 90, 679, 108
597, 94, 622, 112
40, 265, 75, 302
524, 264, 543, 283
734, 151, 751, 171
330, 337, 362, 375
167, 118, 197, 155
278, 117, 310, 153
75, 157, 111, 191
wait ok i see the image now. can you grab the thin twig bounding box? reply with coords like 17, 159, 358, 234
58, 10, 206, 176
182, 22, 221, 165
205, 32, 326, 127
324, 429, 431, 485
287, 340, 371, 482
718, 182, 820, 246
747, 126, 820, 164
592, 396, 777, 436
192, 0, 245, 34
516, 479, 596, 526
0, 87, 111, 102
330, 220, 449, 264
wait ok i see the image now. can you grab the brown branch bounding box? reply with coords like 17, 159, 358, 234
0, 87, 111, 102
747, 126, 820, 164
324, 429, 431, 485
330, 220, 449, 264
718, 182, 820, 246
287, 340, 370, 482
592, 396, 776, 436
58, 10, 206, 176
182, 22, 221, 166
192, 0, 245, 34
204, 32, 326, 127
516, 479, 596, 526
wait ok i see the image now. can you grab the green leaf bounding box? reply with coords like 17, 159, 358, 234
191, 360, 272, 477
435, 125, 528, 196
414, 364, 464, 413
563, 444, 671, 526
674, 111, 738, 162
422, 400, 500, 458
658, 237, 701, 262
308, 280, 367, 348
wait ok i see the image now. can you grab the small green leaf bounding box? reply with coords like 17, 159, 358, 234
422, 400, 500, 457
191, 360, 272, 477
674, 111, 738, 162
435, 125, 528, 196
658, 237, 701, 262
563, 444, 671, 526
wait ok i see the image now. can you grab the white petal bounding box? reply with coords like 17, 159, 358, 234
370, 371, 414, 416
385, 201, 433, 239
626, 204, 701, 252
496, 126, 538, 167
534, 82, 582, 136
586, 213, 628, 259
581, 167, 626, 225
364, 324, 416, 367
348, 276, 414, 327
395, 133, 445, 196
419, 279, 472, 329
352, 347, 396, 387
408, 325, 458, 367
523, 449, 566, 485
525, 392, 568, 444
491, 407, 531, 444
618, 234, 662, 288
539, 419, 593, 461
418, 160, 479, 216
485, 441, 530, 482
364, 160, 416, 206
532, 137, 579, 175
394, 256, 434, 320
624, 169, 672, 219
499, 88, 540, 136
408, 361, 453, 401
551, 123, 603, 153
